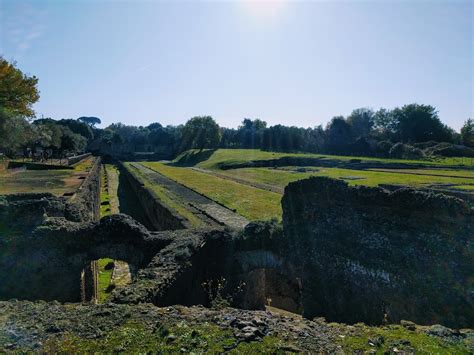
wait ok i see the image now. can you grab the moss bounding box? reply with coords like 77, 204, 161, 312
339, 324, 470, 354
41, 321, 291, 353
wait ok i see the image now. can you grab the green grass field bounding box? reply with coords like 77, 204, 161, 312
136, 149, 473, 221
217, 167, 474, 189
141, 162, 282, 221
174, 149, 474, 170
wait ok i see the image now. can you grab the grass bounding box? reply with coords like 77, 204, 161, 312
42, 321, 288, 353
452, 185, 474, 191
141, 162, 282, 221
141, 150, 472, 221
0, 157, 95, 196
338, 324, 470, 354
137, 150, 473, 221
123, 163, 206, 227
100, 164, 121, 217
100, 165, 112, 217
218, 167, 474, 190
174, 149, 474, 170
97, 258, 114, 303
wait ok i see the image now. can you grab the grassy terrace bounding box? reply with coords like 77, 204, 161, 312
136, 149, 473, 221
217, 166, 474, 190
141, 162, 282, 221
0, 157, 95, 196
175, 148, 474, 170
174, 149, 474, 190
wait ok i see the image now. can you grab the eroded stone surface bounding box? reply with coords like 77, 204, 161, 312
282, 176, 473, 327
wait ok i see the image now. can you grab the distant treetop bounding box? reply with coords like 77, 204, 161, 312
78, 116, 101, 126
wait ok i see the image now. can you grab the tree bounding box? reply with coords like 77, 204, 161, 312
0, 57, 40, 117
181, 116, 221, 150
147, 122, 163, 130
373, 108, 398, 140
347, 108, 374, 139
59, 126, 87, 153
0, 108, 35, 155
59, 119, 94, 140
325, 116, 353, 153
78, 116, 101, 126
461, 119, 474, 147
393, 104, 452, 143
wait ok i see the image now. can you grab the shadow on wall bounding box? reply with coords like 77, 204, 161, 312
117, 169, 155, 230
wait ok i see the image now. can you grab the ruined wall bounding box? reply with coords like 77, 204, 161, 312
0, 158, 102, 301
112, 224, 303, 315
65, 157, 101, 222
68, 153, 92, 166
0, 213, 169, 302
121, 164, 189, 230
282, 177, 473, 328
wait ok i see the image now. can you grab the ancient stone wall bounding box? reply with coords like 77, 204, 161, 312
121, 164, 189, 230
0, 213, 170, 302
282, 177, 473, 328
67, 153, 92, 166
65, 156, 101, 222
0, 158, 102, 301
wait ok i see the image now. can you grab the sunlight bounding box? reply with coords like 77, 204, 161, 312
240, 0, 288, 21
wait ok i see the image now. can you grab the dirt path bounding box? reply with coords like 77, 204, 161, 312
132, 163, 249, 229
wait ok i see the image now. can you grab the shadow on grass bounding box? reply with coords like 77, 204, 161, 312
171, 149, 216, 167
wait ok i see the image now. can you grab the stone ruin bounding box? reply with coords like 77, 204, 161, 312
0, 159, 472, 329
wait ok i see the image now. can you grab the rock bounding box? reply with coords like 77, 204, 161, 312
251, 317, 267, 327
400, 320, 416, 331
238, 326, 263, 341
427, 324, 460, 338
368, 335, 384, 347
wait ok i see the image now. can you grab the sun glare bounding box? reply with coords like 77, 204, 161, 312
240, 0, 288, 21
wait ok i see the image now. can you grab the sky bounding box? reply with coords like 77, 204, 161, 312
0, 0, 472, 131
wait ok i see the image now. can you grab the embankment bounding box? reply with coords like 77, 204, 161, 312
121, 163, 190, 230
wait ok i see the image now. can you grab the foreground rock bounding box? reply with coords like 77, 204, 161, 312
1, 301, 472, 353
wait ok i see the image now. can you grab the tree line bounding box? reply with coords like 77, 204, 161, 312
1, 56, 473, 160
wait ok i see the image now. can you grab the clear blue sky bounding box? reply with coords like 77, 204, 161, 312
0, 0, 472, 131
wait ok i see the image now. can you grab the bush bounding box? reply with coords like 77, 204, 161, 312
389, 143, 424, 159
375, 140, 393, 157
424, 143, 474, 157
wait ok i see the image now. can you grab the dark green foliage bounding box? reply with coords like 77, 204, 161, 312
461, 118, 474, 147
181, 116, 221, 151
375, 104, 454, 143
78, 116, 101, 126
